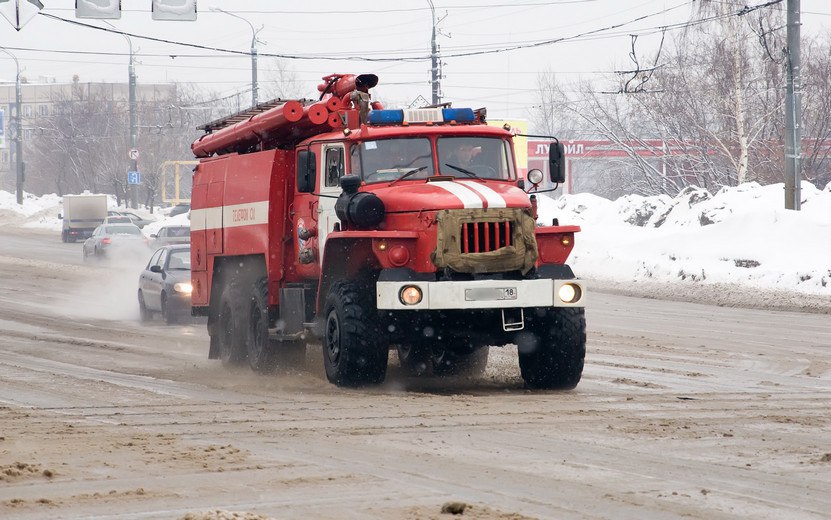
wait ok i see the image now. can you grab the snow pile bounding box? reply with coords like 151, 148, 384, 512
537, 181, 831, 296
0, 191, 167, 232
0, 190, 63, 217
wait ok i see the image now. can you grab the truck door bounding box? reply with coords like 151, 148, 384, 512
318, 144, 345, 252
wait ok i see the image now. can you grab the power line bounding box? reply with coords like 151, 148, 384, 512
43, 1, 604, 16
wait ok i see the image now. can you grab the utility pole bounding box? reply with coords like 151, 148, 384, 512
1, 48, 23, 205
103, 21, 138, 209
128, 39, 137, 209
214, 8, 259, 107
784, 0, 801, 210
428, 0, 441, 105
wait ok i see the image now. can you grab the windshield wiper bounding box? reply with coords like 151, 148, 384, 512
444, 163, 483, 180
388, 166, 428, 186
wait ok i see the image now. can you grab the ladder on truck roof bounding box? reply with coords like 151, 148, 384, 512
197, 98, 313, 133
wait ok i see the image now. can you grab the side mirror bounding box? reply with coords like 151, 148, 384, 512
549, 141, 566, 184
58, 213, 63, 219
296, 150, 317, 193
150, 265, 162, 273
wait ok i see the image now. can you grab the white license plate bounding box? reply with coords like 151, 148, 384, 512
464, 287, 518, 301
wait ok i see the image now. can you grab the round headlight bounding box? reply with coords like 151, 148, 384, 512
527, 168, 544, 185
399, 285, 423, 305
174, 282, 193, 294
558, 283, 581, 304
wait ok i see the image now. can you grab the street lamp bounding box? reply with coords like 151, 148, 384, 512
428, 0, 439, 105
213, 8, 260, 107
0, 47, 23, 205
102, 21, 138, 209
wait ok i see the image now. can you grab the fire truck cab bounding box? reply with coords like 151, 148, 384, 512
190, 74, 586, 389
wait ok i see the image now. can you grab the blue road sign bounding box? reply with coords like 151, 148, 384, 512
127, 171, 141, 185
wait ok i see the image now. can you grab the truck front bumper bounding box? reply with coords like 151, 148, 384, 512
376, 278, 585, 310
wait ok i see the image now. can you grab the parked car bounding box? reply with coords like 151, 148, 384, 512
137, 244, 192, 324
168, 203, 190, 217
108, 210, 154, 229
82, 223, 147, 261
149, 225, 190, 249
103, 215, 133, 225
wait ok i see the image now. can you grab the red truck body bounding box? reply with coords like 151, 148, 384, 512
190, 74, 586, 389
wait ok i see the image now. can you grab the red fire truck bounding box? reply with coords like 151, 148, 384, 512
190, 74, 586, 389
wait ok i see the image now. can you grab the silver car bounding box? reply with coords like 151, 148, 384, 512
137, 244, 192, 324
148, 225, 190, 249
82, 224, 147, 261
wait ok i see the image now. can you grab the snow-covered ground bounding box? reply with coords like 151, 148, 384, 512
2, 182, 829, 308
537, 181, 831, 299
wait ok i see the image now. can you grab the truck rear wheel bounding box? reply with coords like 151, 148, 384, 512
247, 278, 276, 373
517, 308, 586, 390
217, 283, 246, 367
323, 280, 388, 387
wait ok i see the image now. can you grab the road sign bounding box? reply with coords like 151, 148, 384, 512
129, 148, 139, 161
127, 171, 141, 185
0, 0, 43, 30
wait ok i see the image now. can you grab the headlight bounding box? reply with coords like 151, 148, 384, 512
174, 282, 193, 294
399, 285, 423, 305
527, 168, 544, 185
558, 283, 581, 304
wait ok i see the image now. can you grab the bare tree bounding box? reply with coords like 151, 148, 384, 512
262, 58, 306, 100
531, 1, 806, 196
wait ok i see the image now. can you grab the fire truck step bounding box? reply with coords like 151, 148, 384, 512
501, 308, 525, 332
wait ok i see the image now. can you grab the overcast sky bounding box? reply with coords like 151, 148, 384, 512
2, 0, 831, 120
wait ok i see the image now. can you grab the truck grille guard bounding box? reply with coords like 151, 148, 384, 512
460, 220, 514, 254
432, 208, 538, 275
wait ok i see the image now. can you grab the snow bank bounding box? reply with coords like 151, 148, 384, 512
538, 181, 831, 296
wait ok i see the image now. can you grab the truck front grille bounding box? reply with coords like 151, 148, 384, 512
460, 221, 513, 253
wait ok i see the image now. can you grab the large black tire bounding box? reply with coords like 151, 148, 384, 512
517, 308, 586, 390
247, 278, 276, 374
217, 283, 246, 367
138, 290, 153, 322
323, 280, 388, 387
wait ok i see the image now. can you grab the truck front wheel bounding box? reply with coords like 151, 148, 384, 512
323, 280, 388, 387
517, 308, 586, 390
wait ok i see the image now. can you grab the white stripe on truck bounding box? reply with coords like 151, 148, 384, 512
190, 201, 269, 231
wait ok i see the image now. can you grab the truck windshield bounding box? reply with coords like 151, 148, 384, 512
350, 138, 434, 184
437, 137, 515, 180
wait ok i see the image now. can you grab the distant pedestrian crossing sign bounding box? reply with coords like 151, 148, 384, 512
127, 171, 141, 185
